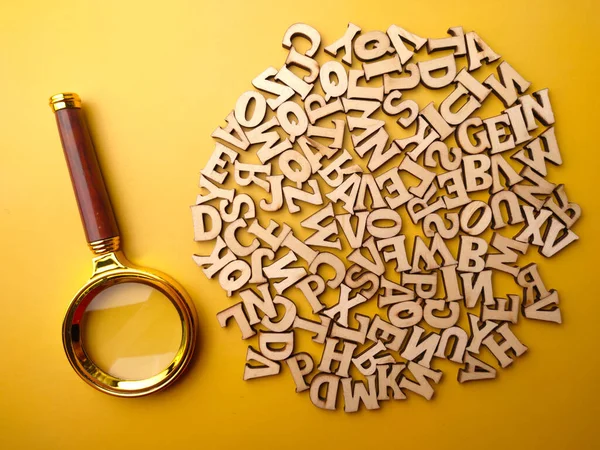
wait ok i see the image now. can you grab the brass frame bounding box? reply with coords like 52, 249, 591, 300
63, 237, 197, 397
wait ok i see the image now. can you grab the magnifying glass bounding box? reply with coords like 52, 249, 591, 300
50, 93, 197, 397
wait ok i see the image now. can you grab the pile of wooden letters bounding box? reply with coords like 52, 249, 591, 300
192, 23, 581, 412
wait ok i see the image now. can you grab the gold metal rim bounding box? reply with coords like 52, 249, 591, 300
49, 92, 82, 111
62, 252, 197, 397
89, 236, 121, 255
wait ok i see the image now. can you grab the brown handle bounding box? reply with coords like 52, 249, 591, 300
50, 93, 120, 244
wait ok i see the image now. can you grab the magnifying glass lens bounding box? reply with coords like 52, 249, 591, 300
80, 282, 182, 380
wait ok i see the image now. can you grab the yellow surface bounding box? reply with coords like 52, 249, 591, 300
0, 0, 599, 449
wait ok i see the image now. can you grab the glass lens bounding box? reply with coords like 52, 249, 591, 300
80, 282, 182, 380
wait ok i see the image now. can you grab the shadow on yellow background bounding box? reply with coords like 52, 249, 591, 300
0, 0, 598, 449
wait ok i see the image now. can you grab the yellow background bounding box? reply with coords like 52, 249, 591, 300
1, 0, 599, 449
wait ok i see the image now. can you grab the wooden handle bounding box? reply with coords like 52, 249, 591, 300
50, 93, 120, 243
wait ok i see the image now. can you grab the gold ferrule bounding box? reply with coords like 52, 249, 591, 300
88, 236, 121, 255
49, 93, 82, 111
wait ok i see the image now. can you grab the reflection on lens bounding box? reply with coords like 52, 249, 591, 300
81, 282, 182, 380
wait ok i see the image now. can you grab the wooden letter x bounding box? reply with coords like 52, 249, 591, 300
323, 284, 368, 327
